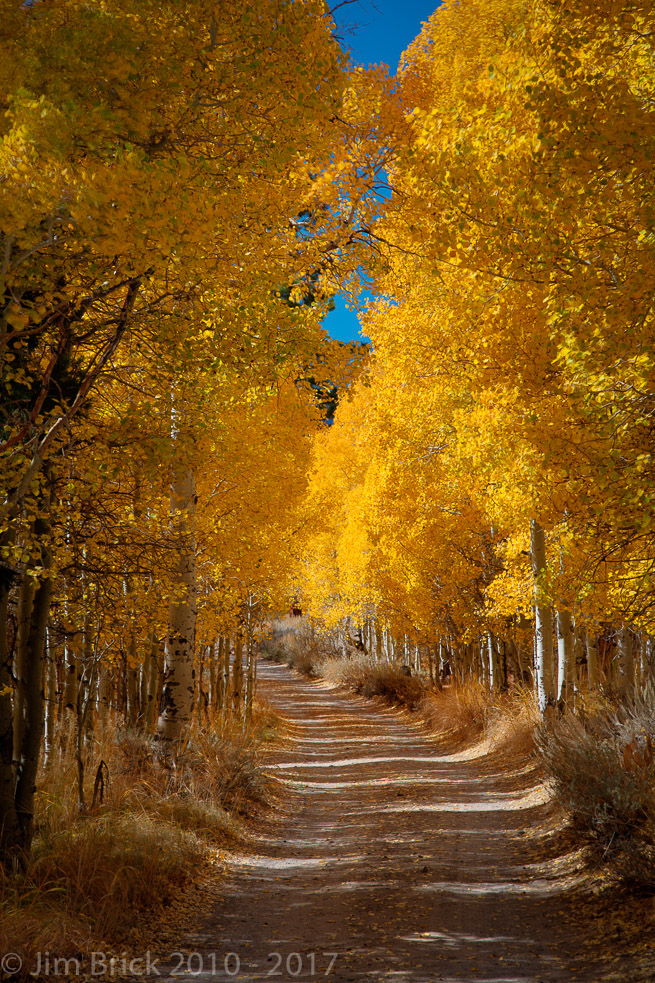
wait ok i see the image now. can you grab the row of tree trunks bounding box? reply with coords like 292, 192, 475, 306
329, 549, 651, 713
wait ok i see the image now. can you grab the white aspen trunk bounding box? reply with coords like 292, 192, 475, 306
209, 643, 218, 714
572, 627, 583, 706
487, 631, 497, 691
246, 600, 258, 720
530, 519, 556, 715
43, 632, 57, 768
214, 636, 224, 712
81, 606, 97, 743
63, 624, 79, 715
157, 466, 197, 743
97, 662, 111, 729
556, 607, 574, 708
642, 634, 655, 683
246, 633, 256, 723
635, 633, 644, 689
245, 600, 253, 715
374, 623, 383, 662
232, 631, 244, 719
222, 635, 231, 719
617, 624, 634, 697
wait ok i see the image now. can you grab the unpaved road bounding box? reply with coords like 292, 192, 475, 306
155, 662, 645, 983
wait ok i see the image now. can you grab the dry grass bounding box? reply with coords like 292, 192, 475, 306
421, 678, 490, 745
322, 655, 425, 710
0, 703, 279, 977
536, 687, 655, 890
485, 686, 541, 761
421, 679, 539, 760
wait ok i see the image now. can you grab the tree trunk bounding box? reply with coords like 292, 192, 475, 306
222, 635, 231, 719
143, 631, 160, 734
232, 630, 244, 719
81, 609, 97, 743
0, 566, 20, 863
126, 662, 139, 728
586, 629, 599, 689
530, 519, 556, 715
374, 623, 383, 662
617, 624, 634, 697
14, 509, 53, 853
139, 644, 150, 726
157, 466, 197, 744
63, 624, 79, 714
195, 647, 207, 723
215, 636, 225, 713
13, 574, 35, 772
97, 659, 112, 730
487, 631, 498, 691
556, 607, 574, 709
43, 633, 57, 767
246, 636, 256, 723
209, 643, 218, 714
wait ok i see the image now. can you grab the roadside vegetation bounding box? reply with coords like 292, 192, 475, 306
537, 691, 655, 890
0, 705, 279, 977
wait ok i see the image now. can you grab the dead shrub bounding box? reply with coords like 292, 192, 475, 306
171, 730, 270, 816
32, 814, 202, 931
259, 639, 289, 664
1, 709, 273, 975
485, 685, 540, 761
421, 680, 539, 760
286, 647, 322, 677
536, 689, 655, 890
321, 655, 425, 710
0, 813, 203, 972
422, 678, 491, 745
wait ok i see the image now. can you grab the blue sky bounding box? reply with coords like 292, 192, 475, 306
323, 0, 440, 345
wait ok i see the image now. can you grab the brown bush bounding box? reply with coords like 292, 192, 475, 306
321, 655, 425, 711
0, 709, 274, 976
536, 689, 655, 890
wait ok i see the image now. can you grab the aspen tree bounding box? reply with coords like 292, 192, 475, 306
157, 466, 197, 743
556, 608, 574, 709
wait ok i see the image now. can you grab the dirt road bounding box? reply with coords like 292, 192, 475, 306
155, 661, 636, 983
